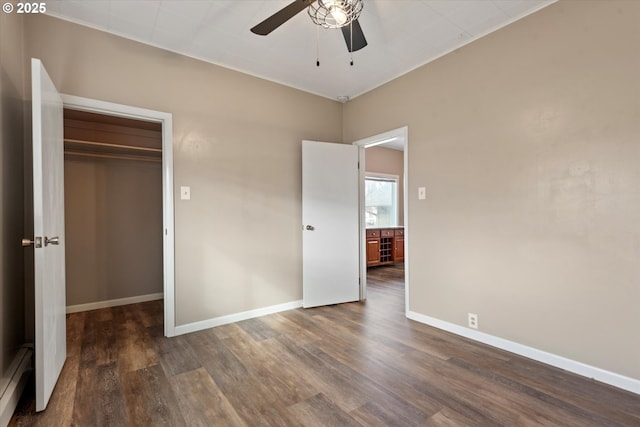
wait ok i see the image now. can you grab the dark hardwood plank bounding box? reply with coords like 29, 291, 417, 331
214, 326, 314, 425
258, 312, 320, 345
187, 328, 306, 426
77, 309, 99, 368
72, 362, 127, 426
184, 328, 251, 387
288, 393, 362, 427
121, 365, 186, 426
168, 367, 246, 427
95, 309, 118, 366
114, 305, 158, 373
66, 311, 85, 358
425, 407, 479, 427
96, 362, 129, 426
267, 335, 373, 413
148, 324, 201, 377
236, 316, 281, 341
10, 264, 640, 426
296, 337, 439, 421
401, 349, 592, 426
136, 299, 164, 328
350, 401, 411, 427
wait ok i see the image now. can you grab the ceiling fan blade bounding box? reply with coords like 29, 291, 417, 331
251, 0, 316, 36
341, 19, 368, 52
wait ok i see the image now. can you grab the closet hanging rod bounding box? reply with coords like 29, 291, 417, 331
65, 151, 161, 163
64, 138, 162, 153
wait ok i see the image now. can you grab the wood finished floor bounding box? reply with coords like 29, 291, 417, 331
11, 264, 640, 426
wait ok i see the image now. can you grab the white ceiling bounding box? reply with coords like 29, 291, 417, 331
45, 0, 555, 101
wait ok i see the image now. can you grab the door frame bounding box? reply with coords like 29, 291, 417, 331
353, 126, 409, 312
61, 94, 176, 337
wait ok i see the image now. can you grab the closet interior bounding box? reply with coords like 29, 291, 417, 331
63, 109, 164, 310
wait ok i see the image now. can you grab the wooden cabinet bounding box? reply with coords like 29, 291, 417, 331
366, 227, 404, 267
393, 228, 404, 262
366, 229, 381, 266
380, 229, 394, 264
366, 239, 380, 265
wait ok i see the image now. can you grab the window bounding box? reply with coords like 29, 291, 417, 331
365, 174, 399, 227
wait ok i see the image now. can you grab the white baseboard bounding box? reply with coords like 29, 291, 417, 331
0, 348, 32, 427
175, 300, 303, 336
406, 311, 640, 395
66, 292, 164, 314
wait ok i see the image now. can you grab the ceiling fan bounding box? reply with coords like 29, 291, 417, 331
251, 0, 368, 53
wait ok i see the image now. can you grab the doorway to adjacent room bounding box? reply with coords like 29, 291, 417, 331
354, 126, 408, 311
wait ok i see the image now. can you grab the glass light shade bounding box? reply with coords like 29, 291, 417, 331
308, 0, 363, 29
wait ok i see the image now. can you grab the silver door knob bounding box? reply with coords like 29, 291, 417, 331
45, 236, 60, 246
305, 225, 315, 231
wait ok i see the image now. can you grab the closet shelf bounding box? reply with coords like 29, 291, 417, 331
65, 151, 161, 163
64, 138, 162, 162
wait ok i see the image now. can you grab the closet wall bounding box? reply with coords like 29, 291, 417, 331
64, 110, 163, 307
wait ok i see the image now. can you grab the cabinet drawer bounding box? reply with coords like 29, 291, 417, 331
366, 229, 380, 238
394, 228, 404, 236
381, 229, 394, 238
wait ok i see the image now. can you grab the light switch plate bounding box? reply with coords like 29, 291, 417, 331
418, 187, 426, 200
180, 186, 191, 200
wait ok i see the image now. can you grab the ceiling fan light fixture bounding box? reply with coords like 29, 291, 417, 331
308, 0, 363, 29
329, 6, 348, 26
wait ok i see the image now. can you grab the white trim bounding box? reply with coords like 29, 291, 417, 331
406, 311, 640, 395
402, 129, 409, 314
365, 172, 399, 180
66, 293, 164, 314
174, 300, 303, 336
60, 94, 176, 337
363, 137, 397, 148
354, 128, 407, 149
357, 145, 366, 300
0, 348, 32, 427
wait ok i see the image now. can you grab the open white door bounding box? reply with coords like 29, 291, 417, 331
302, 140, 359, 308
30, 58, 66, 411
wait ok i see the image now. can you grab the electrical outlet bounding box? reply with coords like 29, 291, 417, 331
468, 313, 478, 329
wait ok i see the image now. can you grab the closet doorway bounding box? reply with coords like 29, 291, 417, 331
61, 95, 175, 336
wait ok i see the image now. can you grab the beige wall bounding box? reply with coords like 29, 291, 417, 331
344, 0, 640, 380
64, 157, 163, 306
365, 146, 404, 226
24, 14, 343, 325
0, 12, 26, 393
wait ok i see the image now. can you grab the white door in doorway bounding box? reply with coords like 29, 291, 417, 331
30, 58, 67, 411
302, 140, 360, 307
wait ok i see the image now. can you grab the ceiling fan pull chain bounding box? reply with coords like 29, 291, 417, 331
316, 24, 320, 67
350, 19, 354, 66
